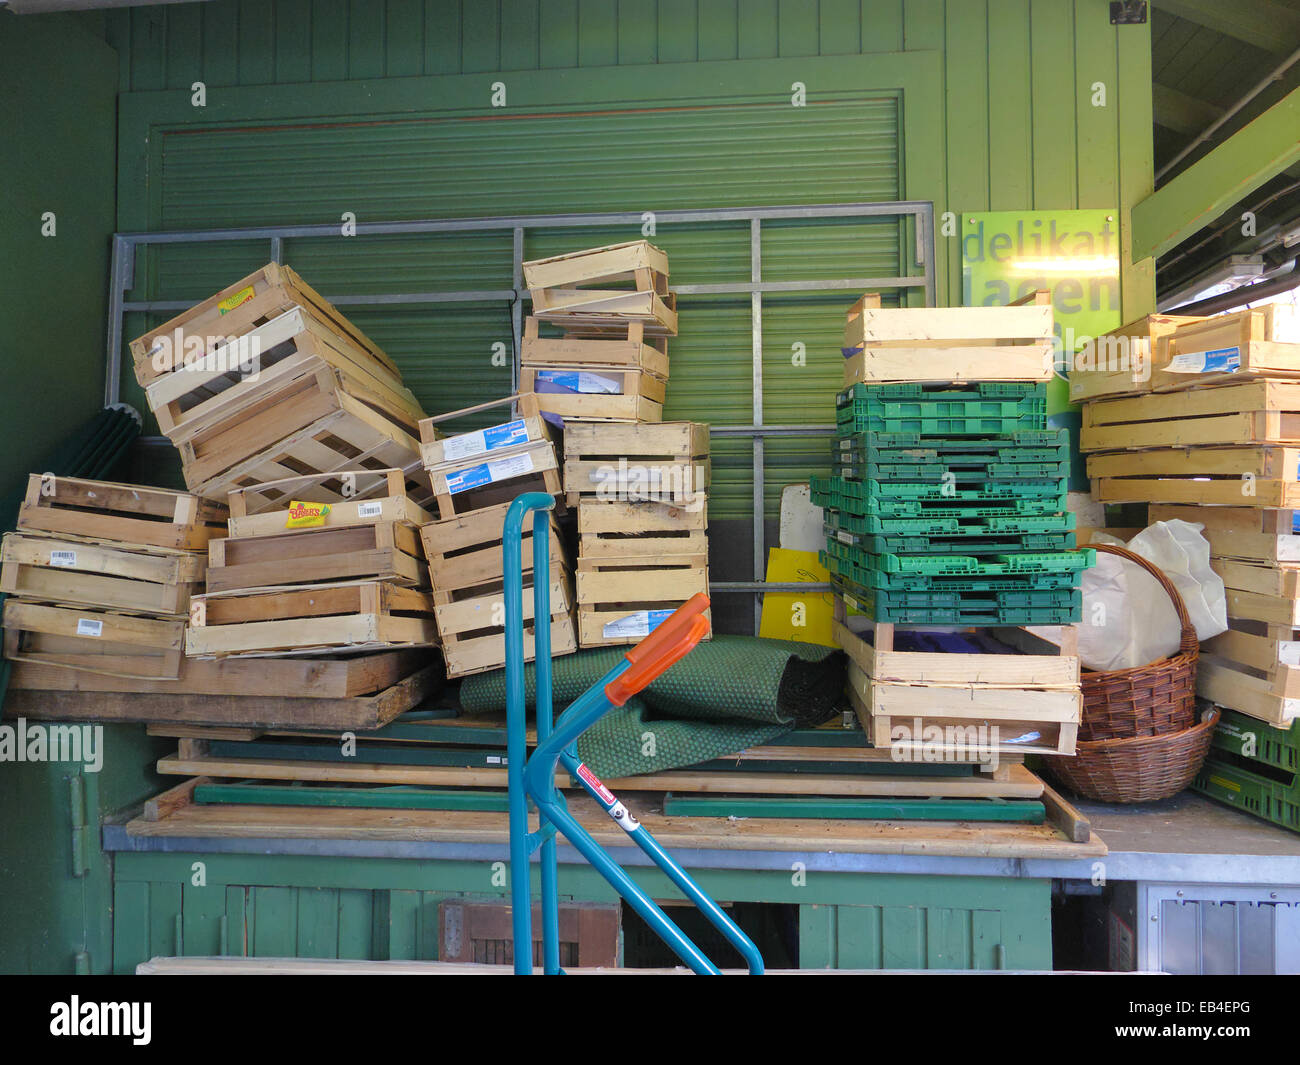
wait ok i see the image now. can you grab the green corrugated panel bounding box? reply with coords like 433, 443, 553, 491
135, 97, 898, 518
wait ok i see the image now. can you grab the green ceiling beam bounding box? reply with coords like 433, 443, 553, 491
1131, 84, 1300, 261
1153, 0, 1300, 55
1152, 82, 1224, 134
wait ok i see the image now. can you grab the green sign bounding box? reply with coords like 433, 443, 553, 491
962, 209, 1122, 414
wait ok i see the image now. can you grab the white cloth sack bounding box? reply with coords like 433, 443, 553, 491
1079, 519, 1227, 672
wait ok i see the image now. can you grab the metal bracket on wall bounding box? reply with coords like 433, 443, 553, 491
104, 201, 935, 632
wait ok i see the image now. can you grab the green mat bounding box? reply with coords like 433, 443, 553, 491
458, 635, 846, 778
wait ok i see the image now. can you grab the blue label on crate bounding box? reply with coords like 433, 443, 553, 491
444, 450, 537, 495
441, 418, 530, 461
445, 463, 492, 494
1165, 346, 1241, 374
536, 370, 621, 394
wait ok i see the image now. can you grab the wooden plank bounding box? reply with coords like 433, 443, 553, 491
1197, 656, 1300, 727
843, 342, 1054, 384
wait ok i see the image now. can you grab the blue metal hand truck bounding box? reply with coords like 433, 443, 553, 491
502, 492, 765, 975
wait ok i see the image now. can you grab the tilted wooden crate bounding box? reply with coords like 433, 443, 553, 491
522, 240, 677, 336
1149, 304, 1300, 392
226, 467, 434, 537
1067, 313, 1202, 404
520, 317, 668, 381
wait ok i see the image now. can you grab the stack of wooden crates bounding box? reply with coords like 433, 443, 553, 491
815, 294, 1087, 762
521, 241, 710, 647
1076, 303, 1300, 832
2, 476, 224, 680
417, 393, 575, 677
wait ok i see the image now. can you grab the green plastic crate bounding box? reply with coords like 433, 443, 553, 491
835, 382, 1048, 436
1211, 708, 1300, 774
822, 551, 1082, 593
838, 428, 1069, 452
1193, 756, 1300, 834
832, 578, 1082, 625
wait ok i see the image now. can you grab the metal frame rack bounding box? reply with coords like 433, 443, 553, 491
103, 201, 937, 631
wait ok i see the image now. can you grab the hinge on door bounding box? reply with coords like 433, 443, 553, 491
69, 775, 90, 878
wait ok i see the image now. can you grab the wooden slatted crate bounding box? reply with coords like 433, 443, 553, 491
426, 438, 563, 520
419, 393, 554, 469
835, 609, 1081, 758
1200, 617, 1300, 728
522, 240, 677, 336
842, 293, 1055, 384
1088, 445, 1300, 506
3, 599, 186, 680
575, 558, 709, 648
1148, 505, 1300, 564
1067, 313, 1203, 404
1, 532, 204, 617
578, 499, 707, 560
520, 316, 668, 380
186, 580, 438, 658
562, 421, 708, 508
419, 501, 565, 594
226, 467, 433, 536
1150, 304, 1300, 392
16, 475, 227, 552
522, 364, 665, 424
206, 521, 428, 594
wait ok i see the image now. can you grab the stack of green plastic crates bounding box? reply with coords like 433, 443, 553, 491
812, 381, 1093, 625
1193, 707, 1300, 833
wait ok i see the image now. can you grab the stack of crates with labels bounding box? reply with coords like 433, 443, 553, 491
1, 475, 224, 681
519, 241, 674, 424
564, 421, 710, 646
1077, 306, 1300, 740
185, 468, 439, 659
812, 295, 1090, 626
417, 394, 576, 677
128, 263, 431, 504
1194, 707, 1300, 834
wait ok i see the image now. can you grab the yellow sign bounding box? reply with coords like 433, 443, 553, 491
217, 285, 256, 315
285, 501, 331, 528
758, 549, 836, 647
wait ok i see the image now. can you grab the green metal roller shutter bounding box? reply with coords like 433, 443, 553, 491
133, 96, 901, 519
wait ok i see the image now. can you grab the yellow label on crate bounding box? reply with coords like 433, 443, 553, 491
285, 501, 332, 528
1208, 775, 1241, 794
217, 285, 256, 314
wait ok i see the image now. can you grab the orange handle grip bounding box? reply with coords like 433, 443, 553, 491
604, 593, 711, 707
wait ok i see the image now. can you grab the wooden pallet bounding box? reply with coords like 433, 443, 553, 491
420, 501, 567, 594
186, 580, 438, 658
206, 521, 427, 594
185, 390, 428, 504
130, 262, 395, 388
16, 475, 227, 552
418, 392, 553, 469
3, 599, 186, 679
1, 532, 204, 617
144, 306, 423, 442
7, 657, 441, 731
226, 467, 433, 535
1088, 445, 1300, 506
835, 608, 1081, 759
842, 293, 1055, 384
438, 564, 578, 678
1080, 380, 1300, 452
1147, 505, 1300, 563
427, 438, 563, 520
575, 559, 709, 647
520, 316, 669, 378
563, 421, 709, 507
1150, 304, 1300, 392
522, 364, 665, 423
1067, 313, 1202, 404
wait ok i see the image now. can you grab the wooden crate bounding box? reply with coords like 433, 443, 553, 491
227, 468, 433, 535
835, 615, 1081, 758
520, 316, 669, 379
1088, 445, 1300, 506
575, 559, 709, 647
1080, 380, 1300, 452
184, 390, 428, 504
3, 599, 185, 679
427, 438, 563, 520
419, 393, 554, 470
523, 240, 677, 336
16, 475, 227, 552
1067, 313, 1203, 404
578, 499, 708, 560
437, 563, 577, 678
1200, 617, 1300, 727
420, 501, 567, 594
521, 365, 665, 424
206, 521, 427, 594
143, 306, 423, 442
186, 580, 438, 658
842, 294, 1055, 384
1150, 305, 1300, 392
129, 262, 394, 388
1147, 505, 1300, 563
563, 421, 709, 507
1, 532, 204, 617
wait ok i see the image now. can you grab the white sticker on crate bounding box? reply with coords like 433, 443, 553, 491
49, 550, 78, 568
442, 419, 530, 461
356, 500, 384, 519
76, 618, 103, 638
536, 370, 621, 394
445, 451, 537, 495
1166, 347, 1241, 374
602, 609, 673, 640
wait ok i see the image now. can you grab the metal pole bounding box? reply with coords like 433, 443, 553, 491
750, 218, 765, 635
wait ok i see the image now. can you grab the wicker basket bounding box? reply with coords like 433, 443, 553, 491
1048, 708, 1219, 804
1078, 543, 1199, 741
